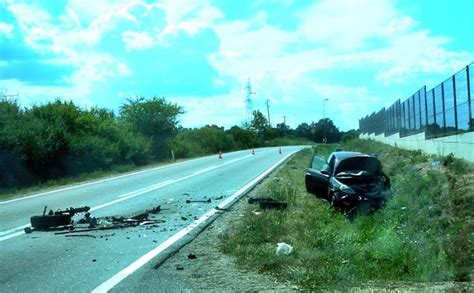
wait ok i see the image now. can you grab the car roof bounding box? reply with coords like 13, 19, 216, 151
329, 151, 379, 173
330, 151, 369, 161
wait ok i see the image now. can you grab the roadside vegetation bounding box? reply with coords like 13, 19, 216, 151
221, 139, 473, 289
1, 97, 350, 199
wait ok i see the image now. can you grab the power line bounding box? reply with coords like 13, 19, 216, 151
0, 93, 19, 99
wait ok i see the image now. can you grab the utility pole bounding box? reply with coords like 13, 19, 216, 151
323, 98, 329, 143
245, 78, 255, 125
265, 99, 271, 127
282, 115, 287, 137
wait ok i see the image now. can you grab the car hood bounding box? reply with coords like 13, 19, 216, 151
335, 172, 388, 198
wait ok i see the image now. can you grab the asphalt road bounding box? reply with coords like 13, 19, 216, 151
0, 146, 305, 292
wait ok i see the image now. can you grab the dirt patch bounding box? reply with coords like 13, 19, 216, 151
154, 186, 297, 291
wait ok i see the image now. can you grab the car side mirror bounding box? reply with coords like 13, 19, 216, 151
321, 163, 330, 176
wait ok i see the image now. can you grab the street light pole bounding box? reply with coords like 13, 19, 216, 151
323, 98, 329, 143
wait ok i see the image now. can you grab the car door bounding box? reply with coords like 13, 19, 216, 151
305, 155, 330, 200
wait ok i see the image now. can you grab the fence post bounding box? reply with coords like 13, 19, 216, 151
453, 76, 458, 130
467, 65, 472, 128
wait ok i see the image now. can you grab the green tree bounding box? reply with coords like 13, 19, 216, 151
226, 125, 257, 149
250, 110, 269, 142
120, 96, 183, 159
0, 98, 33, 187
169, 125, 234, 158
294, 119, 341, 143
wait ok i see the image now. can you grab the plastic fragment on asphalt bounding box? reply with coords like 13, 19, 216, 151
65, 234, 97, 239
185, 198, 212, 204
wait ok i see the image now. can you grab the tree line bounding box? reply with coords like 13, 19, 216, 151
0, 97, 354, 189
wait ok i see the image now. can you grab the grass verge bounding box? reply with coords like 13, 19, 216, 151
221, 139, 473, 289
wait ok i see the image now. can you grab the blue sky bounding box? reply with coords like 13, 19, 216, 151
0, 0, 473, 130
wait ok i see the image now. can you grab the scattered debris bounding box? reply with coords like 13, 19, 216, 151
181, 216, 188, 221
27, 205, 165, 235
276, 242, 293, 255
248, 197, 288, 210
215, 206, 232, 212
186, 199, 212, 204
148, 205, 162, 214
214, 195, 224, 200
176, 265, 184, 270
187, 253, 197, 259
65, 234, 97, 239
26, 205, 90, 233
251, 209, 262, 216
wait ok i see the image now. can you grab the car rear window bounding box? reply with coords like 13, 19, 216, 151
335, 157, 382, 175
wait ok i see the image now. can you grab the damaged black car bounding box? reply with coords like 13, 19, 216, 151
305, 150, 391, 217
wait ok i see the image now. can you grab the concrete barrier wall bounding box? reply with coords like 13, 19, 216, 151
360, 132, 474, 162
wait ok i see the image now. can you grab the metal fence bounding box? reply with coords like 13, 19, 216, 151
359, 63, 474, 139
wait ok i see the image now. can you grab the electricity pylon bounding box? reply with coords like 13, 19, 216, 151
245, 78, 255, 125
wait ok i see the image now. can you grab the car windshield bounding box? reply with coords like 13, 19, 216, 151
335, 157, 382, 175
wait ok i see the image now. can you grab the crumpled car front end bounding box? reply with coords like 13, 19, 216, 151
330, 168, 391, 216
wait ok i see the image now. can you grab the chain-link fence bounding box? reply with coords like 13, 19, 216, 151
359, 63, 474, 139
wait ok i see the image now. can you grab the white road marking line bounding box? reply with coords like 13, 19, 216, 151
91, 150, 299, 292
0, 153, 220, 205
191, 166, 217, 175
117, 179, 176, 198
0, 154, 254, 242
0, 224, 30, 237
0, 231, 25, 242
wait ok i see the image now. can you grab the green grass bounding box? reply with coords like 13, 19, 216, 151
221, 140, 473, 289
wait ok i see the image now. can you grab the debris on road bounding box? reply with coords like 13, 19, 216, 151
215, 206, 232, 212
26, 205, 165, 235
26, 205, 90, 233
65, 234, 97, 239
186, 198, 212, 204
248, 197, 288, 210
276, 242, 293, 255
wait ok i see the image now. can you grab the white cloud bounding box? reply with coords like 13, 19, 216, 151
298, 0, 396, 50
157, 2, 223, 41
3, 0, 473, 131
169, 91, 246, 128
0, 22, 14, 38
122, 31, 154, 50
206, 0, 474, 129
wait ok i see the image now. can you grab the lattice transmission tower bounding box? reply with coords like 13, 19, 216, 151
245, 78, 255, 124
